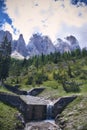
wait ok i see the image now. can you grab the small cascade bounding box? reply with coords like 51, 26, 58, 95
46, 101, 54, 119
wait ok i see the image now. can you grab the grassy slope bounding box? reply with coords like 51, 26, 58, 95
40, 58, 87, 129
0, 56, 87, 129
56, 95, 87, 130
0, 102, 24, 130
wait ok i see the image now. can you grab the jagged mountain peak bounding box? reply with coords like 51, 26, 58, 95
12, 33, 28, 57
65, 35, 78, 45
0, 30, 12, 43
55, 35, 80, 53
18, 34, 24, 41
55, 38, 64, 46
55, 38, 71, 53
65, 35, 80, 51
0, 31, 81, 59
27, 33, 55, 56
17, 34, 26, 46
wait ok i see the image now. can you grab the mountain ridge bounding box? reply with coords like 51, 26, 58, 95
0, 30, 81, 59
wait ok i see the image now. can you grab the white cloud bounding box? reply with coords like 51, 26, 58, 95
55, 23, 87, 48
4, 0, 87, 47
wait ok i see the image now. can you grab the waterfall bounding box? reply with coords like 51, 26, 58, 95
46, 101, 54, 119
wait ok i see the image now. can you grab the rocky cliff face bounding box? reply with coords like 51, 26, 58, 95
27, 34, 55, 57
0, 30, 12, 43
0, 31, 81, 59
55, 35, 80, 53
65, 35, 80, 51
12, 34, 28, 57
55, 38, 71, 53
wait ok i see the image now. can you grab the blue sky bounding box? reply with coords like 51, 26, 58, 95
0, 0, 12, 27
0, 0, 87, 48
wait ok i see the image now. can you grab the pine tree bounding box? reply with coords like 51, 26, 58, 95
0, 36, 11, 84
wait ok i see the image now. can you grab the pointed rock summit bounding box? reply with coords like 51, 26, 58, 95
0, 31, 81, 59
12, 34, 28, 57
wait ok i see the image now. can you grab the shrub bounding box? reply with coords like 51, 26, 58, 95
62, 80, 80, 93
36, 73, 48, 84
26, 76, 33, 85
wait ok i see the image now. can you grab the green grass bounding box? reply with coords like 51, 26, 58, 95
56, 95, 87, 130
1, 56, 87, 129
38, 80, 79, 99
0, 102, 24, 130
0, 85, 14, 94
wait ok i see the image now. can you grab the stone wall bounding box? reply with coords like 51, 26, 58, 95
27, 87, 45, 96
4, 84, 27, 95
24, 105, 47, 122
0, 92, 26, 112
53, 96, 77, 118
0, 92, 47, 122
4, 85, 44, 96
0, 92, 77, 122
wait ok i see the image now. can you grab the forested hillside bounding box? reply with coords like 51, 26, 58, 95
5, 48, 87, 97
0, 41, 87, 129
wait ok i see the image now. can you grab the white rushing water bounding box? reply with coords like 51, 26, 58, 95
24, 100, 60, 130
46, 101, 54, 120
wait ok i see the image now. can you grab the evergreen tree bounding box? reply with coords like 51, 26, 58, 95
35, 56, 39, 70
75, 48, 81, 58
82, 48, 87, 57
0, 36, 11, 83
41, 53, 45, 65
67, 64, 73, 78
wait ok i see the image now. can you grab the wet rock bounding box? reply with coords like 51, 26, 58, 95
24, 121, 61, 130
77, 126, 84, 130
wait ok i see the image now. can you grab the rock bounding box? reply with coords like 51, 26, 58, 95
55, 38, 71, 53
54, 35, 80, 53
77, 126, 84, 130
67, 112, 74, 116
53, 96, 77, 118
0, 30, 12, 43
12, 34, 28, 57
65, 35, 80, 51
11, 51, 24, 59
0, 30, 81, 58
24, 121, 61, 130
27, 33, 55, 56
